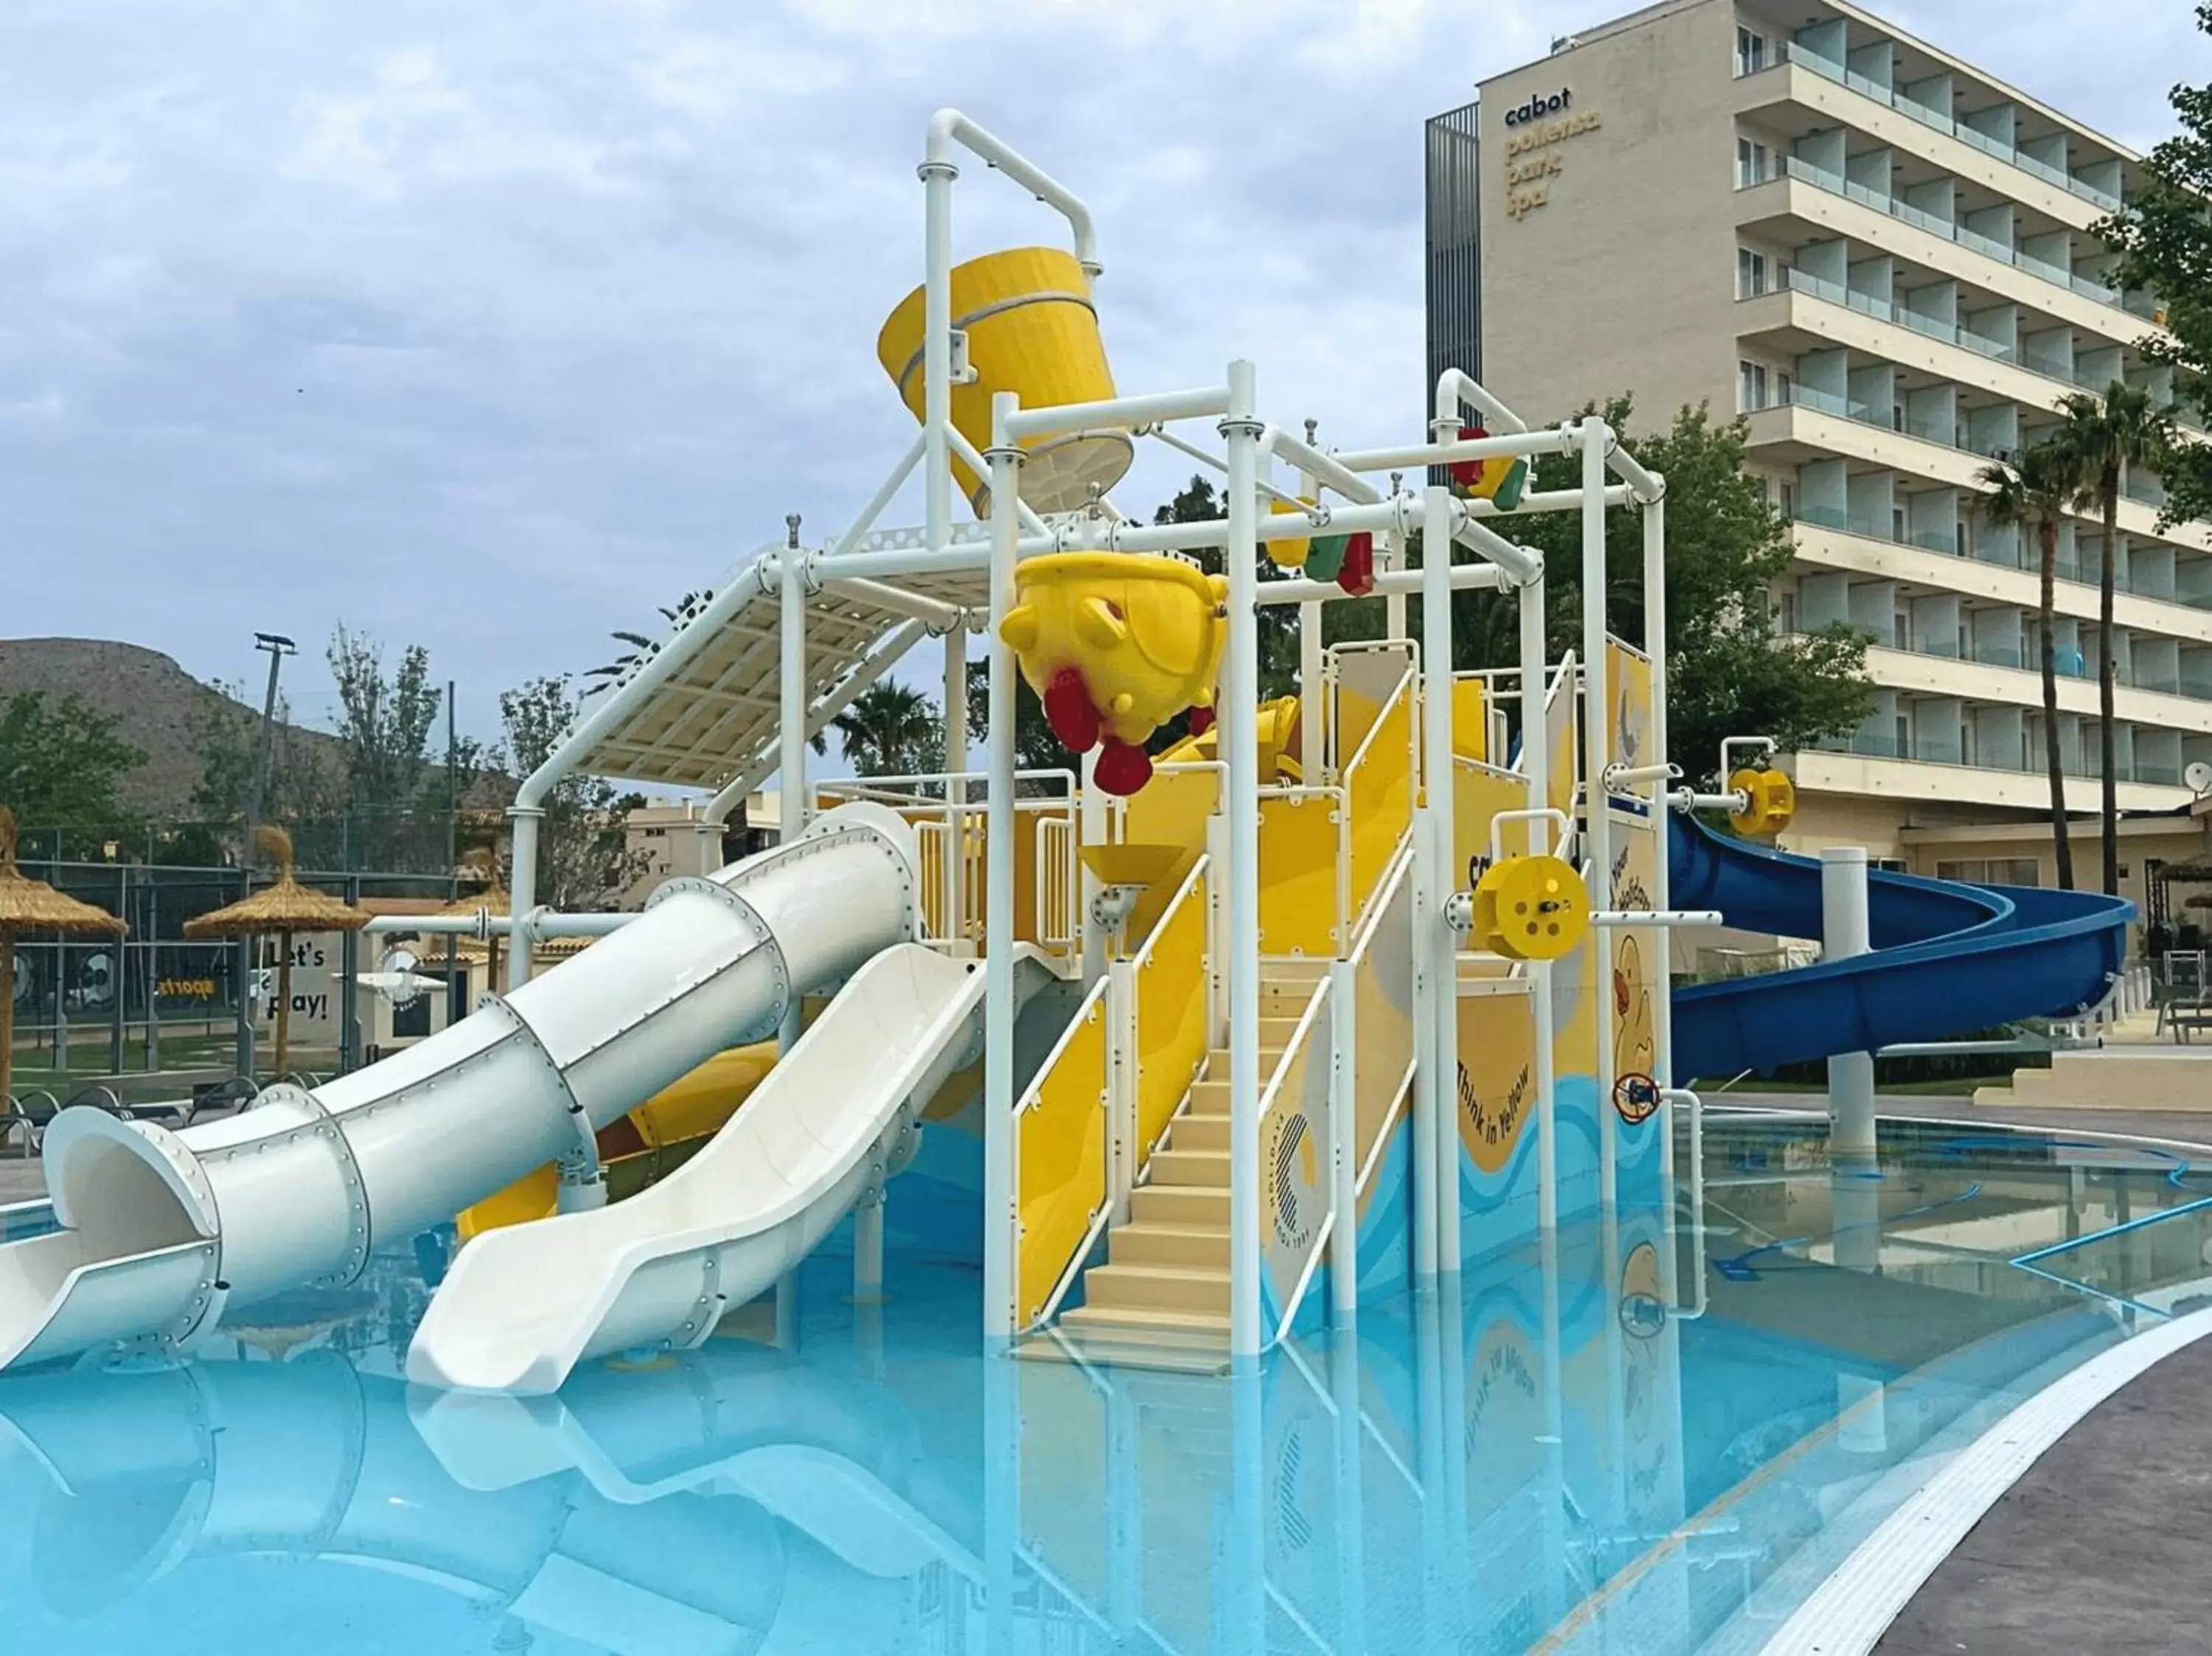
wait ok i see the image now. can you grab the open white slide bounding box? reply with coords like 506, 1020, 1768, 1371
0, 804, 923, 1374
407, 941, 1043, 1394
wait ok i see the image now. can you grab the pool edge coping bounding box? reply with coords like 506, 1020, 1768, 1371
1757, 1299, 2212, 1656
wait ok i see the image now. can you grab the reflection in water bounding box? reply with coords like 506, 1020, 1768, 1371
1, 1119, 2203, 1655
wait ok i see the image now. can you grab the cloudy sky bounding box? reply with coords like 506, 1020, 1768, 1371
5, 0, 2202, 754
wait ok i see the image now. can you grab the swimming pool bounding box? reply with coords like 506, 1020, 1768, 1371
1, 1114, 2204, 1655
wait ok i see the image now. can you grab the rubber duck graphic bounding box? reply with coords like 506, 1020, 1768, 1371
1000, 552, 1229, 796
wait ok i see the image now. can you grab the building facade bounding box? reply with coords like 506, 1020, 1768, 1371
1430, 0, 2208, 903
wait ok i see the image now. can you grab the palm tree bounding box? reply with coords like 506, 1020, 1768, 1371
582, 590, 714, 695
2051, 383, 2174, 897
814, 681, 939, 778
1980, 445, 2086, 889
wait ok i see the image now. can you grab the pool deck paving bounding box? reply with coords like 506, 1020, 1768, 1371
1874, 1329, 2212, 1655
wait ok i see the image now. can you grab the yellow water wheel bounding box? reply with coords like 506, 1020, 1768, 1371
1472, 855, 1590, 961
1728, 767, 1796, 838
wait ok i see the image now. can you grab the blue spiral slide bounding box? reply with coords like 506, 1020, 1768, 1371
1665, 818, 2133, 1082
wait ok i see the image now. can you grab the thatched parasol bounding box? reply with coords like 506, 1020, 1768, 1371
2162, 859, 2212, 885
436, 846, 509, 992
184, 826, 366, 1078
0, 807, 127, 1106
2187, 893, 2212, 911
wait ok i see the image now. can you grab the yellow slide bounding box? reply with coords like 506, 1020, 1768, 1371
456, 1042, 779, 1240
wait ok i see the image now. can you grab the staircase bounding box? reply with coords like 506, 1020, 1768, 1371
1047, 964, 1326, 1370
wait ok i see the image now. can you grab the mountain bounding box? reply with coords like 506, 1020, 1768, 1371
0, 636, 347, 818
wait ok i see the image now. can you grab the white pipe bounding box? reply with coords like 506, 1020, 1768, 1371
1590, 911, 1724, 928
1422, 470, 1461, 1275
1329, 958, 1357, 1321
1436, 366, 1529, 436
1255, 563, 1510, 608
1262, 428, 1382, 504
1005, 385, 1228, 442
1645, 494, 1677, 1158
923, 158, 954, 557
1333, 427, 1565, 473
1467, 484, 1635, 516
944, 627, 968, 947
819, 576, 964, 633
1822, 848, 1877, 1161
1520, 535, 1557, 1238
779, 546, 808, 1054
364, 912, 634, 940
1666, 1087, 1705, 1318
1579, 416, 1615, 1219
1224, 359, 1265, 1362
925, 109, 1100, 276
505, 808, 541, 992
1604, 432, 1666, 504
984, 392, 1024, 1343
1453, 514, 1543, 587
832, 432, 928, 562
1294, 445, 1326, 785
811, 543, 1012, 581
703, 619, 931, 825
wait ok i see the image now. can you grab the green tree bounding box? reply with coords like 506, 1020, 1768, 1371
2051, 383, 2177, 894
2097, 9, 2212, 526
0, 692, 145, 858
1980, 445, 2084, 889
583, 591, 713, 695
499, 675, 649, 910
1441, 399, 1874, 784
813, 681, 941, 779
327, 626, 445, 809
185, 681, 343, 863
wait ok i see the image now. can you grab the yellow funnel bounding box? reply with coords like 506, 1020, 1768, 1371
877, 247, 1132, 515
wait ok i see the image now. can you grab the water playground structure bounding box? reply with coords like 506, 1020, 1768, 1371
0, 111, 2136, 1390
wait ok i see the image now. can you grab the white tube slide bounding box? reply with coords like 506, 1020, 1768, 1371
0, 804, 922, 1375
408, 942, 1047, 1394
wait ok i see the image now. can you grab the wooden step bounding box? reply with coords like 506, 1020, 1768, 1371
1043, 1307, 1231, 1374
1129, 1186, 1228, 1227
1170, 1114, 1230, 1152
1186, 1079, 1229, 1118
1149, 1147, 1231, 1188
1084, 1263, 1231, 1315
1205, 1048, 1287, 1078
1110, 1222, 1230, 1269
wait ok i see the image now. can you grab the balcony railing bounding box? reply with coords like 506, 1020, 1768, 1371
1812, 731, 2188, 787
1747, 155, 2138, 320
1745, 42, 2125, 214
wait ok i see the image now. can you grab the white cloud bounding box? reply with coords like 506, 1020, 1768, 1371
0, 0, 2197, 748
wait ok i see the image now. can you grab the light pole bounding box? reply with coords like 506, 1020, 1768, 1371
235, 631, 296, 1082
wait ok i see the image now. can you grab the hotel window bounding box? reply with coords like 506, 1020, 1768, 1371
1735, 26, 1767, 77
1736, 136, 1771, 187
1737, 246, 1769, 297
1739, 360, 1769, 411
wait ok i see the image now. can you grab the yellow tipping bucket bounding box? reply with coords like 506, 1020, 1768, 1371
877, 246, 1132, 516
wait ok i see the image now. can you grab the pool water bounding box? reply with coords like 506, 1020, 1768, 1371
4, 1115, 2209, 1655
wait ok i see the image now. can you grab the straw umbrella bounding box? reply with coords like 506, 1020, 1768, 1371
184, 826, 367, 1079
0, 807, 127, 1106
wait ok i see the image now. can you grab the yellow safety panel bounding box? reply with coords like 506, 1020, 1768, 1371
1457, 987, 1537, 1177
1453, 678, 1488, 764
1353, 883, 1416, 1197
1135, 868, 1211, 1164
1345, 683, 1414, 919
1017, 991, 1110, 1326
877, 246, 1130, 515
1258, 793, 1341, 956
1452, 762, 1534, 882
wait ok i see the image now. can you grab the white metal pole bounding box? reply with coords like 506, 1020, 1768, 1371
503, 807, 540, 993
922, 158, 956, 557
1522, 576, 1558, 1235
1329, 959, 1357, 1321
1644, 491, 1675, 1200
1422, 470, 1461, 1274
1224, 360, 1265, 1362
945, 625, 968, 947
779, 540, 809, 1054
1822, 847, 1877, 1161
1295, 447, 1326, 782
1580, 418, 1616, 1217
984, 393, 1025, 1343
855, 1186, 885, 1304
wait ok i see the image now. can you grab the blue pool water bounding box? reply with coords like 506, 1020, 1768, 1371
4, 1114, 2210, 1655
